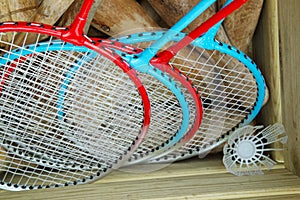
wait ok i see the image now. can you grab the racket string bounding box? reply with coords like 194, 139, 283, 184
118, 40, 198, 163
156, 45, 258, 159
0, 33, 147, 189
120, 37, 258, 161
127, 72, 184, 161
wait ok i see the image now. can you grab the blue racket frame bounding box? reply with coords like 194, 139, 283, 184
0, 40, 192, 165
111, 0, 266, 161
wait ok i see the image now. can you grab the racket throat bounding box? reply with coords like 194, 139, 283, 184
119, 53, 151, 73
60, 0, 94, 46
153, 51, 176, 65
61, 23, 86, 46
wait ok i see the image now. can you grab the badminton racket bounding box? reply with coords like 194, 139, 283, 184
111, 0, 266, 162
56, 2, 206, 165
7, 36, 203, 167
0, 0, 153, 191
0, 0, 205, 189
0, 35, 200, 170
90, 0, 245, 165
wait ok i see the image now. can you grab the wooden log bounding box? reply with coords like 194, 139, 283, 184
14, 0, 75, 46
218, 0, 264, 54
57, 0, 83, 28
0, 0, 39, 49
6, 0, 39, 21
0, 1, 13, 49
30, 0, 74, 25
57, 0, 103, 34
0, 1, 12, 22
0, 0, 39, 22
91, 0, 159, 37
138, 0, 169, 28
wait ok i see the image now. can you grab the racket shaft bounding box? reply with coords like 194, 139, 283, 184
160, 0, 248, 61
138, 0, 216, 62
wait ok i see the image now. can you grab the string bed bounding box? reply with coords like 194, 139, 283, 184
102, 46, 198, 165
98, 0, 248, 163
157, 42, 259, 161
114, 30, 264, 162
0, 33, 147, 190
126, 64, 198, 164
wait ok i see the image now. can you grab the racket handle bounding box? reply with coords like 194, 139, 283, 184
158, 0, 248, 62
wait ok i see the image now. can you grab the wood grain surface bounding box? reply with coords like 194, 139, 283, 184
218, 0, 264, 54
252, 0, 282, 162
1, 154, 300, 199
92, 0, 159, 36
58, 0, 103, 33
0, 0, 39, 22
13, 0, 75, 45
0, 147, 7, 171
0, 0, 39, 47
277, 0, 300, 176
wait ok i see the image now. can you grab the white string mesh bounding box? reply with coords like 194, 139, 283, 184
0, 33, 146, 190
123, 69, 197, 165
115, 35, 259, 162
111, 41, 199, 165
161, 45, 258, 160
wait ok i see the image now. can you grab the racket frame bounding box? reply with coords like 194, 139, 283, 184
0, 0, 152, 190
110, 0, 265, 161
109, 0, 249, 160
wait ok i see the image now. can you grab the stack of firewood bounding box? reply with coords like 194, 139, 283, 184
0, 0, 263, 55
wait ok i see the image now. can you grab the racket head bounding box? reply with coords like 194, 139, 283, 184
113, 29, 266, 162
103, 35, 203, 165
0, 26, 150, 190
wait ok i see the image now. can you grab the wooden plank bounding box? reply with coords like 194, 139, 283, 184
1, 168, 298, 200
277, 0, 300, 176
252, 0, 284, 162
13, 0, 75, 46
1, 154, 299, 200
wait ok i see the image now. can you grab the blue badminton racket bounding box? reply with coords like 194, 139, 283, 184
109, 0, 266, 162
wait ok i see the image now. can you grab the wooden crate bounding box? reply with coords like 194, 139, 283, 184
253, 0, 300, 176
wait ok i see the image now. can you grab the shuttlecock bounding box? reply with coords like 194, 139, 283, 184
223, 123, 287, 176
